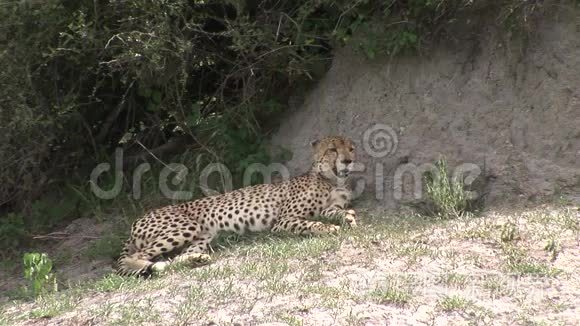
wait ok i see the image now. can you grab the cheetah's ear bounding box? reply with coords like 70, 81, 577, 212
310, 139, 320, 147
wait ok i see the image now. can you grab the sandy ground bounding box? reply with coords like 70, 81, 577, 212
1, 204, 578, 325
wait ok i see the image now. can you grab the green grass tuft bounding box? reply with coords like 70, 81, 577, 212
370, 286, 412, 306
438, 295, 473, 312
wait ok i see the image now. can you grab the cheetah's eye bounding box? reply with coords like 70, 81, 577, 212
349, 147, 355, 152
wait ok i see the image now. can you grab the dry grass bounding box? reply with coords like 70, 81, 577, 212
1, 204, 578, 325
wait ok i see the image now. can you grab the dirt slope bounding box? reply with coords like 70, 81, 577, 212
272, 8, 580, 210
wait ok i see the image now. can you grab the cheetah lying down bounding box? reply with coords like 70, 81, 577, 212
117, 136, 358, 276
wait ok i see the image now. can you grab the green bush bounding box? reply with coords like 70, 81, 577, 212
0, 213, 28, 255
23, 252, 57, 298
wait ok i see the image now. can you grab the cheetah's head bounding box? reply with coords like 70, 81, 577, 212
311, 136, 356, 180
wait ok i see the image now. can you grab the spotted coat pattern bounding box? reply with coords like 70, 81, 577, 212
117, 136, 357, 276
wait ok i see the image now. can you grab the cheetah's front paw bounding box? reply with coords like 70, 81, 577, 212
344, 209, 357, 227
313, 223, 341, 235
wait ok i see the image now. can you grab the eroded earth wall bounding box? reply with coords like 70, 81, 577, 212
272, 9, 580, 210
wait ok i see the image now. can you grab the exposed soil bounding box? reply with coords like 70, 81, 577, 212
272, 7, 580, 210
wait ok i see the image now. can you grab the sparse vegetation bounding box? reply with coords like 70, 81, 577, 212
370, 285, 413, 306
277, 313, 304, 326
507, 259, 563, 277
0, 206, 578, 325
500, 221, 520, 243
437, 294, 473, 312
482, 275, 511, 298
544, 238, 561, 262
502, 244, 563, 277
27, 293, 79, 319
439, 272, 468, 288
424, 158, 472, 218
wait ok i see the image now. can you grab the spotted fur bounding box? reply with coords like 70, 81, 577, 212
116, 136, 358, 276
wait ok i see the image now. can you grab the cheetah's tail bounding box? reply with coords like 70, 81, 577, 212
116, 238, 153, 277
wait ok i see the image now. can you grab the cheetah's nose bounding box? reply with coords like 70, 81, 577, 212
341, 159, 352, 165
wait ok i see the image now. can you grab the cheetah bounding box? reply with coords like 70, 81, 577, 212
117, 136, 358, 276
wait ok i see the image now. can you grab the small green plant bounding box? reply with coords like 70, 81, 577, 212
425, 158, 470, 218
543, 238, 561, 262
370, 286, 412, 306
440, 272, 468, 288
483, 276, 510, 298
23, 252, 57, 298
500, 222, 520, 243
507, 260, 562, 277
277, 313, 304, 326
438, 295, 472, 312
502, 244, 562, 277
